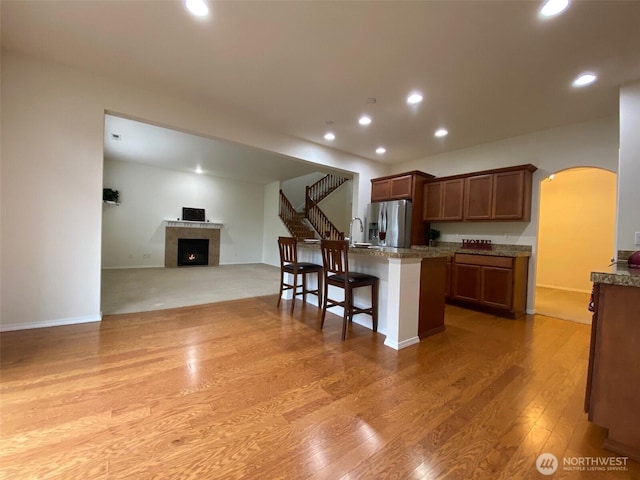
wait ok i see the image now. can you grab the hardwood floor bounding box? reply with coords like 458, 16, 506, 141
1, 297, 638, 479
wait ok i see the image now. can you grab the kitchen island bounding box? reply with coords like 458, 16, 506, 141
296, 243, 448, 350
585, 263, 640, 461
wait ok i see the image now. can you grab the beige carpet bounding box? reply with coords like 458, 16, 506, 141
101, 264, 281, 315
535, 286, 592, 324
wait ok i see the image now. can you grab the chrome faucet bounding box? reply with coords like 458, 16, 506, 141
349, 217, 363, 246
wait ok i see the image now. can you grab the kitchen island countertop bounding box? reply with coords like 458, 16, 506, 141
590, 264, 640, 288
298, 242, 448, 259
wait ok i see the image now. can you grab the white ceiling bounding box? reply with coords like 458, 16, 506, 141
3, 0, 640, 172
103, 114, 342, 184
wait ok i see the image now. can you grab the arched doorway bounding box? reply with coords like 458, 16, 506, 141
535, 167, 616, 324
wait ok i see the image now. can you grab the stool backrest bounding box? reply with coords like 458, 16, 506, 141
278, 236, 298, 267
320, 239, 350, 276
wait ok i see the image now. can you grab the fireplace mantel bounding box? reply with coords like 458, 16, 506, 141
164, 220, 223, 229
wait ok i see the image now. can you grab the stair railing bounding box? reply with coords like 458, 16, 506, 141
305, 196, 344, 240
307, 174, 348, 204
279, 189, 298, 226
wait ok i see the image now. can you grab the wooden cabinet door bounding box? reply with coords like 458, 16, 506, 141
371, 179, 391, 202
389, 174, 413, 199
492, 170, 525, 219
480, 266, 513, 309
464, 174, 493, 220
441, 179, 464, 220
445, 257, 452, 298
452, 263, 481, 302
422, 181, 443, 221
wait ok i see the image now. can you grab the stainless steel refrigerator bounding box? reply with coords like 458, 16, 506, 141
365, 200, 413, 248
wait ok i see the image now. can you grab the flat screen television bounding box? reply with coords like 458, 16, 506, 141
182, 207, 205, 222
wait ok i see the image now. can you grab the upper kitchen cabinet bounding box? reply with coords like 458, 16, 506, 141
422, 179, 464, 221
371, 171, 434, 203
464, 165, 536, 221
371, 172, 433, 202
371, 171, 434, 245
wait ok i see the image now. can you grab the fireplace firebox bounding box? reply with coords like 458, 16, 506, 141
177, 239, 209, 267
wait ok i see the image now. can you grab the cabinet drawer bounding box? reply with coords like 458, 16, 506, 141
455, 253, 513, 268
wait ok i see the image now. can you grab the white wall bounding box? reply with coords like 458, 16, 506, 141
0, 50, 387, 330
393, 116, 620, 312
618, 81, 640, 251
102, 159, 266, 267
281, 172, 325, 209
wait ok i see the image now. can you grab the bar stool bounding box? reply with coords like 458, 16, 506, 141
320, 239, 379, 340
277, 237, 323, 313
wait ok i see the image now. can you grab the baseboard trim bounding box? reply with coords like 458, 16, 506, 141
384, 336, 420, 351
536, 284, 591, 294
1, 314, 102, 332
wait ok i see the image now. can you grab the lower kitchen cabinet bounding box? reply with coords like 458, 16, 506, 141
418, 257, 447, 338
451, 253, 528, 318
585, 282, 640, 461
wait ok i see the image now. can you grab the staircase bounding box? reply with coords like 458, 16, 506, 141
279, 190, 316, 240
279, 173, 349, 241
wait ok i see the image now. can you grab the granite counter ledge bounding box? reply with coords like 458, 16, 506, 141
410, 245, 531, 258
298, 242, 449, 259
590, 265, 640, 288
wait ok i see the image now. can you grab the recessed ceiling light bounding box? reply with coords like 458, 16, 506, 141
540, 0, 569, 17
376, 147, 386, 154
324, 132, 335, 141
359, 115, 372, 126
572, 72, 597, 87
195, 166, 203, 174
434, 128, 448, 138
185, 0, 209, 17
407, 93, 423, 105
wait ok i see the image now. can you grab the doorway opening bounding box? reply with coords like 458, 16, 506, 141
535, 167, 616, 324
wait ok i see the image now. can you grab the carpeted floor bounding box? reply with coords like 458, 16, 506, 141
101, 263, 281, 315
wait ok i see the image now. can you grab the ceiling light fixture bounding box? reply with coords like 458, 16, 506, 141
185, 0, 209, 17
195, 166, 203, 174
540, 0, 569, 17
572, 72, 597, 87
324, 132, 335, 141
549, 173, 556, 180
407, 92, 423, 105
434, 128, 448, 138
359, 115, 372, 126
376, 147, 386, 154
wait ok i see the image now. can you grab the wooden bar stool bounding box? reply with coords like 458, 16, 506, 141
320, 239, 379, 340
277, 237, 323, 313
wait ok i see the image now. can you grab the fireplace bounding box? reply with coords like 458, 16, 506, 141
164, 222, 221, 268
177, 239, 209, 267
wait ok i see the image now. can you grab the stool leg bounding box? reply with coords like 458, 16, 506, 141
302, 272, 307, 304
277, 270, 284, 308
372, 280, 379, 333
290, 271, 297, 313
342, 286, 350, 341
317, 270, 323, 307
320, 278, 328, 329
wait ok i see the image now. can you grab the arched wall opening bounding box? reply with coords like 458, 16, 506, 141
535, 167, 617, 324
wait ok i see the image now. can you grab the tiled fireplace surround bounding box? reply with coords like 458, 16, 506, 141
165, 225, 221, 268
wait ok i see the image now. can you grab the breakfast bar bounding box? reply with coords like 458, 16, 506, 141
296, 243, 448, 350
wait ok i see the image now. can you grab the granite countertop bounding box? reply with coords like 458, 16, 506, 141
412, 243, 532, 258
298, 242, 448, 259
298, 241, 531, 259
591, 264, 640, 288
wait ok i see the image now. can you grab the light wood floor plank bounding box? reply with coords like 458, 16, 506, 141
2, 297, 638, 479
